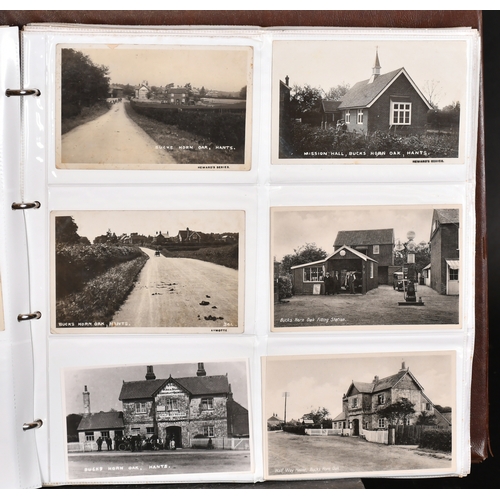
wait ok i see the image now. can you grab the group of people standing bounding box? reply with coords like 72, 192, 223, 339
95, 436, 113, 451
323, 271, 358, 295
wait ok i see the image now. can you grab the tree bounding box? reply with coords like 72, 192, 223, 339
55, 216, 81, 244
199, 86, 207, 97
377, 397, 416, 426
416, 411, 437, 426
239, 85, 247, 99
422, 79, 443, 109
325, 82, 350, 101
301, 407, 330, 425
280, 243, 328, 276
61, 49, 110, 117
393, 239, 430, 276
290, 84, 325, 115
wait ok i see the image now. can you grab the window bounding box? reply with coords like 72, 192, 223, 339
203, 426, 215, 437
201, 398, 214, 410
391, 102, 411, 125
85, 432, 95, 441
146, 427, 155, 434
351, 397, 358, 408
101, 431, 109, 438
357, 109, 363, 124
135, 402, 147, 413
378, 418, 386, 428
345, 110, 351, 123
426, 403, 432, 411
166, 399, 179, 411
303, 266, 323, 282
378, 394, 385, 405
373, 245, 379, 255
370, 261, 374, 279
449, 268, 459, 280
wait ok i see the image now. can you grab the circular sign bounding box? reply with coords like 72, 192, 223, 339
407, 241, 417, 252
394, 240, 404, 251
340, 250, 346, 256
407, 230, 416, 241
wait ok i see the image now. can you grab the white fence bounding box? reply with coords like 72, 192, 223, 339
305, 429, 341, 436
190, 437, 250, 450
362, 429, 388, 445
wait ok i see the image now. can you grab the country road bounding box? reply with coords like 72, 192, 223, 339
112, 248, 239, 329
61, 101, 175, 165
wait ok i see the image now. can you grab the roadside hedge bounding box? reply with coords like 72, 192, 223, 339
418, 428, 452, 452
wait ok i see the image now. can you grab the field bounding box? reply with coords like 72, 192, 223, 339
125, 101, 245, 164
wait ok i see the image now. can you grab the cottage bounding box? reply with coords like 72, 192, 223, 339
334, 228, 394, 285
76, 386, 124, 451
339, 362, 451, 436
429, 208, 460, 295
135, 81, 150, 100
267, 413, 283, 430
291, 245, 378, 295
118, 364, 249, 448
338, 50, 433, 135
177, 227, 202, 244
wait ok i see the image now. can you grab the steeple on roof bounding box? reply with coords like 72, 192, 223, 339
369, 47, 381, 84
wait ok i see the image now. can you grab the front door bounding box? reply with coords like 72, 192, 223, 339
447, 265, 459, 295
352, 419, 360, 436
165, 426, 182, 449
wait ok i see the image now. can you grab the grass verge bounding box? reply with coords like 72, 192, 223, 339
56, 253, 148, 326
124, 101, 243, 164
61, 102, 111, 135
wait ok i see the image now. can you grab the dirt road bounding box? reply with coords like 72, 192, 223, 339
112, 248, 239, 329
61, 101, 175, 165
267, 431, 451, 477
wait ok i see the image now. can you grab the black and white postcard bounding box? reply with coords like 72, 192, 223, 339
263, 352, 455, 480
51, 210, 244, 333
63, 361, 251, 481
271, 205, 461, 330
56, 45, 253, 170
272, 39, 467, 164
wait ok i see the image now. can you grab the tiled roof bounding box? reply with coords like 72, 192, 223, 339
119, 379, 168, 401
332, 411, 345, 421
290, 245, 377, 270
77, 411, 124, 431
334, 229, 394, 246
175, 375, 230, 396
349, 369, 423, 396
321, 100, 342, 113
338, 68, 403, 109
434, 209, 459, 225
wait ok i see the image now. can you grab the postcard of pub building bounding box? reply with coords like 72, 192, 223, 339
272, 39, 467, 164
271, 205, 462, 331
51, 210, 245, 334
63, 361, 251, 481
56, 44, 253, 170
263, 352, 456, 480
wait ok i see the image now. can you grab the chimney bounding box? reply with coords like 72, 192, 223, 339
146, 366, 156, 380
285, 75, 289, 86
368, 47, 381, 84
399, 361, 407, 372
83, 385, 91, 415
197, 362, 206, 377
373, 375, 379, 384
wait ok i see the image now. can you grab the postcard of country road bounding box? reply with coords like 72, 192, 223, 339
51, 210, 244, 334
56, 44, 253, 170
263, 352, 456, 480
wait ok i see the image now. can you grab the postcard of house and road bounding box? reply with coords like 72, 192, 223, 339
62, 360, 251, 481
262, 351, 456, 480
272, 38, 469, 164
271, 205, 462, 331
51, 210, 245, 334
56, 44, 253, 170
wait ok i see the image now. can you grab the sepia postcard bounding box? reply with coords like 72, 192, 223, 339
272, 39, 467, 164
51, 210, 244, 334
63, 360, 251, 481
56, 44, 253, 171
262, 352, 456, 480
271, 205, 461, 331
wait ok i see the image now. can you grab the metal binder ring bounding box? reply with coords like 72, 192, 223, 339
22, 419, 43, 431
17, 311, 42, 322
5, 88, 41, 97
11, 201, 41, 210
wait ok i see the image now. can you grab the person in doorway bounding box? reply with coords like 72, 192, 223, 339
348, 272, 356, 294
96, 436, 103, 451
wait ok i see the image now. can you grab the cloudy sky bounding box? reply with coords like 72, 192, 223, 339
54, 210, 244, 243
64, 361, 249, 416
273, 39, 466, 108
63, 45, 251, 93
264, 352, 454, 422
272, 206, 459, 261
